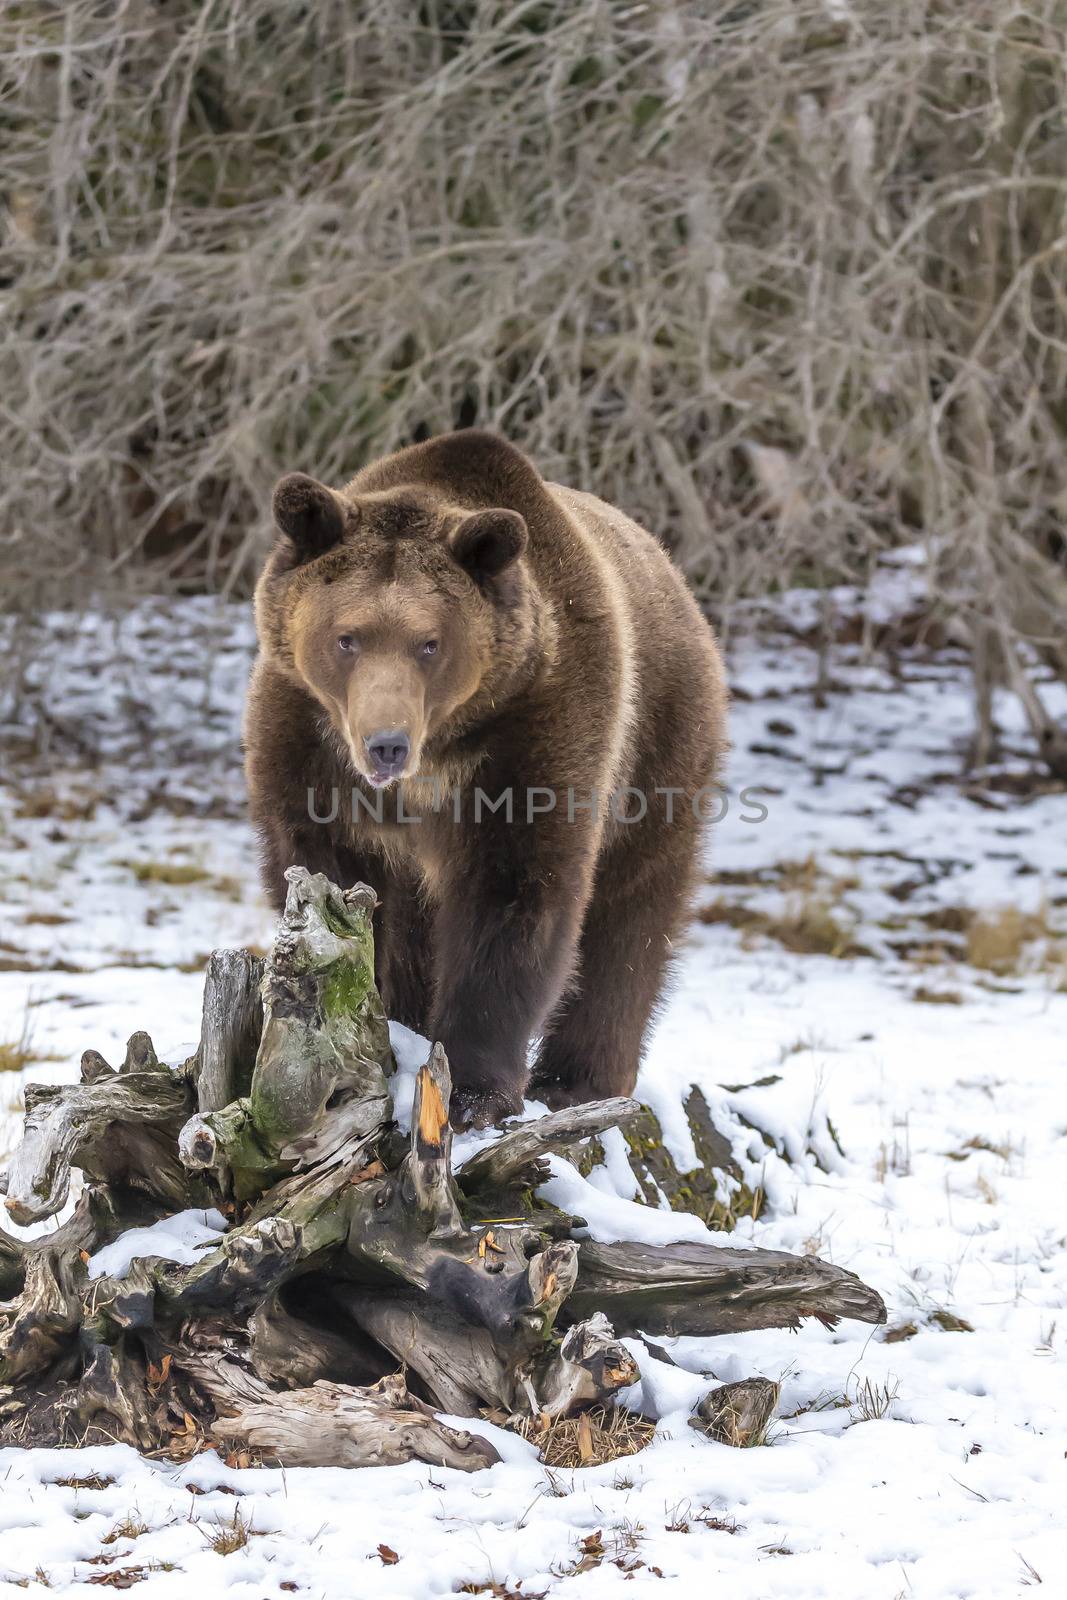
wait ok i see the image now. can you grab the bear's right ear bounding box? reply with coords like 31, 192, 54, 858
272, 473, 348, 563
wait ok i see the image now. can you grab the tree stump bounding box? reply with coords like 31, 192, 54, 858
689, 1376, 781, 1447
0, 868, 885, 1468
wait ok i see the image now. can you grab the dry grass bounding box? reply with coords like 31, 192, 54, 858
875, 1115, 912, 1181
86, 1564, 177, 1587
700, 853, 871, 959
697, 895, 868, 959
967, 908, 1040, 973
948, 1134, 1020, 1164
885, 901, 1067, 981
965, 905, 1067, 978
693, 1509, 743, 1535
975, 1172, 999, 1205
0, 1013, 62, 1074
14, 788, 97, 822
772, 900, 867, 959
102, 1512, 149, 1545
849, 1377, 899, 1423
513, 1406, 655, 1469
0, 1039, 36, 1074
118, 860, 211, 887
201, 1508, 253, 1556
912, 985, 964, 1006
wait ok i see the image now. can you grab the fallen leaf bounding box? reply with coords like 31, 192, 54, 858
376, 1544, 399, 1565
572, 1530, 605, 1573
884, 1322, 918, 1343
146, 1354, 172, 1392
348, 1158, 385, 1186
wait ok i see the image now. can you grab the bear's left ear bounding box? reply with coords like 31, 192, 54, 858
272, 473, 349, 563
447, 508, 527, 582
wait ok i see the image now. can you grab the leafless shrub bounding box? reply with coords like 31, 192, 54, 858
2, 2, 1066, 766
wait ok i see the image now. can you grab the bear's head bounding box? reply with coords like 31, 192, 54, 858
255, 472, 538, 788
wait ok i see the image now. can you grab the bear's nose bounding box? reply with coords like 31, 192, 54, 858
365, 729, 411, 776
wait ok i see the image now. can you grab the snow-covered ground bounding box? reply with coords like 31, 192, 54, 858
1, 558, 1065, 1599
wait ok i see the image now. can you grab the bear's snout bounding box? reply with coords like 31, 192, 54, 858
365, 728, 411, 783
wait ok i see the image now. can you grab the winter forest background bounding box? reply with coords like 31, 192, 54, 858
1, 6, 1066, 1599
4, 0, 1067, 774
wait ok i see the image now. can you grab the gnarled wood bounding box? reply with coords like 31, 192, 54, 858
67, 1340, 157, 1450
0, 867, 886, 1465
191, 949, 265, 1114
458, 1098, 642, 1193
177, 869, 394, 1194
0, 1225, 24, 1298
4, 1048, 196, 1226
531, 1313, 639, 1419
211, 1371, 501, 1471
331, 1285, 510, 1416
0, 1248, 84, 1384
248, 1285, 388, 1391
569, 1239, 887, 1337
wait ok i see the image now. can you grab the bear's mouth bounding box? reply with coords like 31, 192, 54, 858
345, 736, 418, 791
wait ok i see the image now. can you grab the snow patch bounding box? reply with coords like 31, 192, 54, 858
87, 1208, 229, 1280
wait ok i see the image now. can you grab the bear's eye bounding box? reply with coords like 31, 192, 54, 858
419, 639, 439, 660
337, 634, 360, 655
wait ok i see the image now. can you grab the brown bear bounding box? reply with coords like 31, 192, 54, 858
245, 430, 726, 1125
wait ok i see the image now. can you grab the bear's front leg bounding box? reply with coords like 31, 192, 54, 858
428, 825, 591, 1128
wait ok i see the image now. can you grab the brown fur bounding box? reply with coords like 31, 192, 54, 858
245, 431, 727, 1124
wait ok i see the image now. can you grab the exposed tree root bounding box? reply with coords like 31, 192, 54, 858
0, 868, 885, 1465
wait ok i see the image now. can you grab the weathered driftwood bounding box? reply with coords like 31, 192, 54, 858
178, 873, 392, 1196
457, 1098, 643, 1194
0, 866, 886, 1466
211, 1372, 500, 1471
533, 1312, 640, 1418
570, 1239, 885, 1336
189, 949, 265, 1115
4, 1034, 199, 1226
